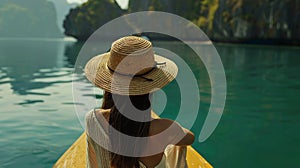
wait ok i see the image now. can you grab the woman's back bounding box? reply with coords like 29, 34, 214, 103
86, 109, 194, 168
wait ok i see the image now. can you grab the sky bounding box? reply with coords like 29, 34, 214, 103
67, 0, 129, 9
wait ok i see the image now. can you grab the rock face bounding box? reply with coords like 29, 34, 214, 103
211, 0, 300, 44
63, 0, 123, 41
0, 0, 63, 38
64, 0, 300, 44
128, 0, 201, 22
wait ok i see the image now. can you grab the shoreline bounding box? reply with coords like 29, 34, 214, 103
1, 36, 299, 47
0, 36, 77, 42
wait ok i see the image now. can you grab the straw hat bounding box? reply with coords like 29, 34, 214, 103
84, 36, 178, 95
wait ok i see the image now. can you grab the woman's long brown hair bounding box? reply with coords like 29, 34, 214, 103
101, 91, 151, 168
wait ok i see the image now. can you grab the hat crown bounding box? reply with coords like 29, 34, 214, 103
108, 36, 155, 75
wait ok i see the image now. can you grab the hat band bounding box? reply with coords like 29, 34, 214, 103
107, 65, 155, 81
106, 61, 166, 82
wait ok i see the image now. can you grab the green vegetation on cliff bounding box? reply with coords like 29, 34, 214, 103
64, 0, 300, 44
212, 0, 300, 44
0, 0, 62, 38
63, 0, 123, 40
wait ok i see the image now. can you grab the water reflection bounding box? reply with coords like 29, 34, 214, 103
0, 39, 75, 95
215, 44, 300, 89
64, 41, 83, 67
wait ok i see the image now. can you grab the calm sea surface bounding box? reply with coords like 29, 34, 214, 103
0, 39, 299, 168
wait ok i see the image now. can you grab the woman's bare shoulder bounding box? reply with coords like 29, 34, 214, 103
150, 118, 178, 135
150, 118, 195, 146
151, 118, 174, 126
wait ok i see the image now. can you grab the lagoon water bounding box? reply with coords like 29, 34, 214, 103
0, 39, 299, 168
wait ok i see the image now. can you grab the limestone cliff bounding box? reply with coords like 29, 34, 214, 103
211, 0, 300, 44
63, 0, 124, 40
64, 0, 300, 44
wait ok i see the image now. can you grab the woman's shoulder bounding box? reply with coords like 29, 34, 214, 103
150, 118, 194, 146
150, 118, 180, 136
151, 118, 175, 126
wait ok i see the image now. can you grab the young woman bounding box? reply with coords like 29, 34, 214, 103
84, 36, 194, 168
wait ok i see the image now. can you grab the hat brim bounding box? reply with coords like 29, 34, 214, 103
84, 53, 178, 95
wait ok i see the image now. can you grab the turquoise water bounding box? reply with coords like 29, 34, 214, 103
0, 39, 299, 167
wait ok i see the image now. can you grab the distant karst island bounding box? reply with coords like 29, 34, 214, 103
0, 0, 76, 38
